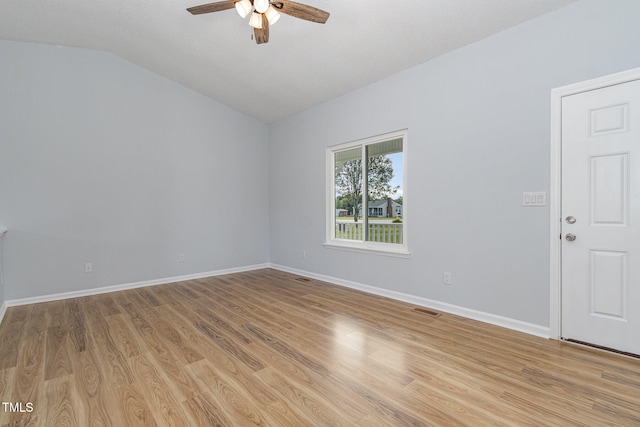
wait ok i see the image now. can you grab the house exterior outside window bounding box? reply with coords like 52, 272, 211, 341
325, 130, 408, 257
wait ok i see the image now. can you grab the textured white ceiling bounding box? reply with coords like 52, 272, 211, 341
0, 0, 575, 123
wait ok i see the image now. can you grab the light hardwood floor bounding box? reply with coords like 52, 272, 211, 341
0, 268, 638, 426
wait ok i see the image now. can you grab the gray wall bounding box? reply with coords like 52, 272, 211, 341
0, 41, 270, 300
0, 235, 4, 306
268, 0, 640, 327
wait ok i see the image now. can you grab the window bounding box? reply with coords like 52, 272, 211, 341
326, 130, 408, 256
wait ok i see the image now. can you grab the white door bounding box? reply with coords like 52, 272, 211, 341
561, 79, 640, 355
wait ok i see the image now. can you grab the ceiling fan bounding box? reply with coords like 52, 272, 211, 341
187, 0, 330, 44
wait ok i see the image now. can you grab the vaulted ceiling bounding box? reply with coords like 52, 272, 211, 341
0, 0, 575, 123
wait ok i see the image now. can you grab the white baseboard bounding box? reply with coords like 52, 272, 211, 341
269, 263, 550, 339
0, 301, 7, 326
1, 262, 551, 340
3, 263, 270, 309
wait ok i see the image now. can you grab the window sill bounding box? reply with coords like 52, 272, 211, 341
323, 242, 410, 258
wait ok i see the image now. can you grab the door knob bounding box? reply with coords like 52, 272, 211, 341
565, 233, 576, 241
565, 216, 576, 224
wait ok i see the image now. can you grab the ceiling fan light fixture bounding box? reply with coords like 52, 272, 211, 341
265, 6, 280, 25
234, 0, 252, 18
249, 11, 263, 29
254, 0, 269, 14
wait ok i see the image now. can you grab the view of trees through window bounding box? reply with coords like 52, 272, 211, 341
334, 137, 404, 245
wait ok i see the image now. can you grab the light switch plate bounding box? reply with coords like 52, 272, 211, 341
522, 192, 546, 207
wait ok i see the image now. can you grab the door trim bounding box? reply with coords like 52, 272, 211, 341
549, 67, 640, 340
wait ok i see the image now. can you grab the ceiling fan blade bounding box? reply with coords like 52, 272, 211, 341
187, 1, 236, 15
276, 1, 330, 24
254, 14, 270, 44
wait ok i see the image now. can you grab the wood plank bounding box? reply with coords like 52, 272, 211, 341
0, 306, 31, 370
84, 313, 135, 388
128, 355, 195, 426
114, 383, 158, 427
68, 350, 114, 427
140, 307, 204, 365
255, 367, 360, 426
104, 314, 142, 359
13, 334, 45, 416
91, 294, 122, 317
119, 302, 204, 401
66, 299, 89, 353
44, 375, 81, 427
185, 360, 273, 426
183, 392, 232, 427
43, 326, 73, 380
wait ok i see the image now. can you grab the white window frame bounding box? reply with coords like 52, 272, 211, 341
324, 130, 409, 257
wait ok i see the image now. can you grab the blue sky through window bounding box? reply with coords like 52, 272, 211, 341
388, 152, 403, 198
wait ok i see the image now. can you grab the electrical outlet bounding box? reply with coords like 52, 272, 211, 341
85, 262, 93, 273
178, 253, 185, 263
301, 249, 306, 259
443, 271, 452, 285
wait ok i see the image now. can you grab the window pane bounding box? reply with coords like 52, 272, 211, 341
335, 147, 362, 241
366, 141, 403, 244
